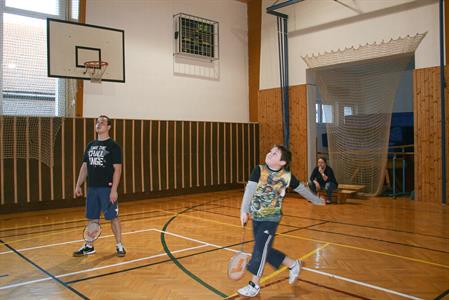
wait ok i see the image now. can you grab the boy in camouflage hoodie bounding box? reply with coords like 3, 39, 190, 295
238, 145, 324, 297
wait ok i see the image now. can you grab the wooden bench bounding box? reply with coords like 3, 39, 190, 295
318, 184, 366, 204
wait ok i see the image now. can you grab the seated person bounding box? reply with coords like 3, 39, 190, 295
308, 157, 338, 203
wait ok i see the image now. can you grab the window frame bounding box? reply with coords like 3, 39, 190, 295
2, 0, 79, 116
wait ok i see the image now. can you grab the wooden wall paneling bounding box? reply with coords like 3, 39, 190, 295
134, 119, 143, 193
142, 120, 150, 192
0, 117, 259, 212
205, 122, 211, 186
113, 119, 124, 195
140, 120, 145, 192
414, 66, 449, 203
74, 118, 84, 198
244, 123, 249, 181
198, 122, 205, 188
229, 123, 233, 184
15, 117, 26, 204
174, 121, 182, 190
195, 122, 200, 187
40, 118, 51, 202
63, 118, 74, 200
123, 119, 132, 193
52, 118, 62, 202
258, 85, 308, 181
236, 123, 241, 182
217, 122, 222, 185
29, 118, 39, 203
258, 88, 283, 162
151, 120, 159, 192
446, 68, 449, 204
211, 122, 217, 186
413, 68, 419, 201
289, 85, 308, 181
159, 121, 167, 191
167, 121, 175, 191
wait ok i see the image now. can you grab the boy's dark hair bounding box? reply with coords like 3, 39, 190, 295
98, 115, 112, 126
274, 144, 292, 167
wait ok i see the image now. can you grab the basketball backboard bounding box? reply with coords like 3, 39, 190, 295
47, 18, 125, 82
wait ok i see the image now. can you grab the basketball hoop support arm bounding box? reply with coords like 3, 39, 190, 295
266, 0, 303, 148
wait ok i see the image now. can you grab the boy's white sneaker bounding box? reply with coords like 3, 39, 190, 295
288, 260, 302, 284
237, 281, 260, 297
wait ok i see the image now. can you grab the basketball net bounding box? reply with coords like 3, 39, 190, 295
83, 61, 108, 83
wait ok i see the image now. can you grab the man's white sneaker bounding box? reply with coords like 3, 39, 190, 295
288, 260, 302, 284
237, 281, 260, 297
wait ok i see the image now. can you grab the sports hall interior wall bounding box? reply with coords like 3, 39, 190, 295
0, 118, 259, 213
252, 0, 448, 203
81, 0, 249, 123
256, 67, 448, 204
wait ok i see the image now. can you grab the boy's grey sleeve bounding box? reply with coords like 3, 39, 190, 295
293, 182, 323, 205
240, 181, 257, 214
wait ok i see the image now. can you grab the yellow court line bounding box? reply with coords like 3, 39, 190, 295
260, 243, 330, 283
279, 233, 449, 269
225, 243, 330, 299
158, 208, 449, 270
155, 208, 244, 229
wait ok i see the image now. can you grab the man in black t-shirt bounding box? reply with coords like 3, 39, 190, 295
308, 157, 338, 204
73, 115, 126, 257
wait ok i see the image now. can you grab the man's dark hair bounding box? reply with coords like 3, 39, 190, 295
98, 115, 112, 126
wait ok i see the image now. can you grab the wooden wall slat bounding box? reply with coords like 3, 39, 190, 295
64, 118, 74, 200
191, 122, 198, 188
0, 117, 259, 212
135, 120, 143, 193
52, 118, 62, 202
167, 121, 175, 190
152, 120, 159, 191
198, 122, 205, 187
75, 119, 85, 198
159, 121, 167, 191
114, 119, 124, 195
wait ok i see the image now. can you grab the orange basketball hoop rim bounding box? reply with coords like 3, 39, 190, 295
83, 61, 108, 83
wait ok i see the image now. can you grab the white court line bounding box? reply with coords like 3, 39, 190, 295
0, 244, 208, 290
0, 228, 244, 291
153, 228, 250, 255
0, 228, 156, 255
157, 229, 422, 300
302, 267, 423, 300
0, 228, 424, 300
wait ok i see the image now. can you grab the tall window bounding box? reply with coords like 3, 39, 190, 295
1, 0, 79, 116
315, 103, 334, 124
343, 106, 353, 116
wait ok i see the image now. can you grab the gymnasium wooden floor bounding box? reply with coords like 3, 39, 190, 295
0, 190, 448, 299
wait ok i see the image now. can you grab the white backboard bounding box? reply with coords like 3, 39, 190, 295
47, 18, 125, 82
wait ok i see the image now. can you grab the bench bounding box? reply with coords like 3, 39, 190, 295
318, 184, 366, 204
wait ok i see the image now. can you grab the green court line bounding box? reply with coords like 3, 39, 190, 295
160, 203, 229, 298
